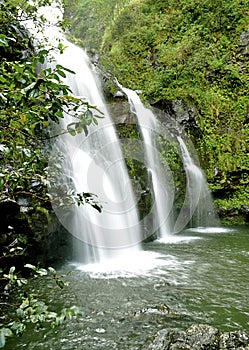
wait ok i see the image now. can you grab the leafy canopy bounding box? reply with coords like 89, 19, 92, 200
0, 0, 102, 209
0, 1, 102, 346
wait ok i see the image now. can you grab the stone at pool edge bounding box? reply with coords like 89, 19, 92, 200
147, 324, 249, 350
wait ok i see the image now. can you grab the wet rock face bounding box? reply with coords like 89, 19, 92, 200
150, 99, 200, 137
148, 324, 249, 350
240, 30, 249, 55
239, 206, 249, 223
0, 198, 71, 267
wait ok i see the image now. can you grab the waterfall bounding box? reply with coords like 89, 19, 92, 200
116, 85, 219, 237
28, 5, 143, 264
48, 39, 219, 260
51, 42, 144, 264
174, 136, 219, 232
27, 3, 220, 270
116, 85, 174, 239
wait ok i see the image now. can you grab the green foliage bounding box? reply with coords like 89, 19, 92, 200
0, 265, 82, 348
64, 0, 118, 50
0, 2, 102, 345
47, 153, 103, 212
0, 1, 105, 283
76, 192, 102, 212
64, 104, 104, 136
116, 122, 153, 218
67, 0, 249, 217
117, 123, 141, 178
158, 136, 186, 210
0, 0, 104, 208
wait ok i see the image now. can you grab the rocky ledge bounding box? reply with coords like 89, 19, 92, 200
147, 324, 249, 350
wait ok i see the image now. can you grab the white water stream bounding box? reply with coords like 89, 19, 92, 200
27, 2, 219, 269
116, 85, 174, 239
26, 3, 144, 265
174, 136, 219, 232
51, 42, 145, 264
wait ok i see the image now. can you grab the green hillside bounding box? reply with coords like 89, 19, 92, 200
65, 0, 249, 223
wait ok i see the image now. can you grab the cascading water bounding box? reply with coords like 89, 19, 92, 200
28, 4, 144, 265
175, 136, 220, 232
51, 43, 144, 264
117, 85, 219, 238
116, 85, 174, 238
27, 3, 219, 271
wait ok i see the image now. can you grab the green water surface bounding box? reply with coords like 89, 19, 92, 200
5, 226, 249, 349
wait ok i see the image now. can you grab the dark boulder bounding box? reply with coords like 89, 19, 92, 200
239, 206, 249, 223
147, 324, 249, 350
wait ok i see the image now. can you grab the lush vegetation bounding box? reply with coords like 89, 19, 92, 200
0, 0, 100, 218
0, 0, 248, 344
0, 0, 103, 260
0, 0, 103, 346
0, 264, 82, 348
65, 0, 249, 223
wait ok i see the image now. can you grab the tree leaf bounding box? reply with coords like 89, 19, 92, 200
57, 69, 67, 78
0, 34, 8, 47
24, 264, 36, 271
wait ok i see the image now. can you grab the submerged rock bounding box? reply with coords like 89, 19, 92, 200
147, 324, 249, 350
134, 304, 184, 322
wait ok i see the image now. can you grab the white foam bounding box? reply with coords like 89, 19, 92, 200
157, 235, 202, 244
71, 250, 176, 279
185, 227, 233, 234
